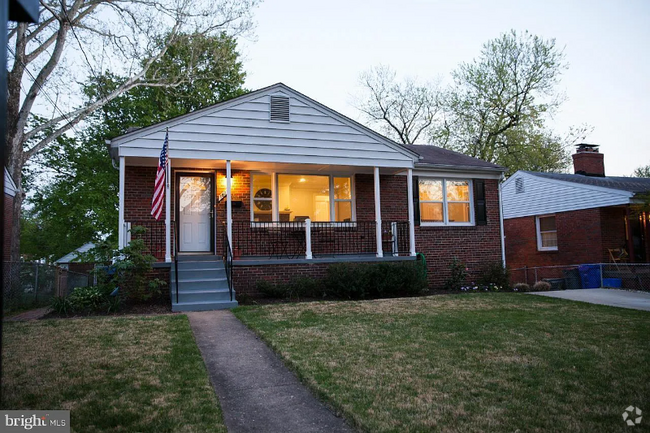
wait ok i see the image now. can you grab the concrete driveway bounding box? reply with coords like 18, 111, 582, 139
531, 289, 650, 311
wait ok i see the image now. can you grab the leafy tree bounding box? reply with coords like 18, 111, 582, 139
438, 30, 590, 175
356, 30, 589, 175
22, 33, 247, 262
7, 0, 258, 261
633, 165, 650, 178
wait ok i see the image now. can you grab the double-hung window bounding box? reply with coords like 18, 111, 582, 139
419, 178, 473, 225
536, 215, 558, 251
251, 173, 354, 222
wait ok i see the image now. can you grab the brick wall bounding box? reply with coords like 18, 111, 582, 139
504, 207, 609, 270
600, 207, 627, 262
4, 193, 13, 259
233, 262, 329, 297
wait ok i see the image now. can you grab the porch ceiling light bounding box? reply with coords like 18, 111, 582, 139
299, 177, 306, 183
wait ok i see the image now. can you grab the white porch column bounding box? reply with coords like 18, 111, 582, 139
165, 158, 172, 262
226, 160, 233, 248
118, 156, 126, 250
305, 218, 313, 259
407, 168, 416, 256
374, 166, 383, 258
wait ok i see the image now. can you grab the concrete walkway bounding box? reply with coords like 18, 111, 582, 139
187, 310, 353, 433
531, 289, 650, 311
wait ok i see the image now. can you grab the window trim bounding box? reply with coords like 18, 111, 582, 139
536, 214, 558, 251
419, 178, 474, 227
250, 172, 356, 223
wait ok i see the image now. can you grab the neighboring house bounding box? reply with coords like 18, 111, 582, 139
109, 83, 506, 311
4, 168, 18, 260
54, 242, 97, 274
502, 144, 650, 271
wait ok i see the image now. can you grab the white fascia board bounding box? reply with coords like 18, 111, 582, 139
119, 147, 413, 168
406, 167, 502, 179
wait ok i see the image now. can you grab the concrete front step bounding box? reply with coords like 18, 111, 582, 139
177, 289, 234, 303
176, 262, 225, 271
177, 254, 221, 262
172, 300, 238, 312
171, 279, 228, 292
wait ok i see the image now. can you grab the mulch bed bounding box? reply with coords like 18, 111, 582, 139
42, 302, 173, 319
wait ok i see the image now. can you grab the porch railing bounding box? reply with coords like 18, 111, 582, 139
231, 220, 411, 259
126, 220, 167, 260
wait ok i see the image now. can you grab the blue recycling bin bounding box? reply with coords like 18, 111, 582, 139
578, 265, 601, 289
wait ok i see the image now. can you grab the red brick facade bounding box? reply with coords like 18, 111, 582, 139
123, 166, 503, 293
504, 206, 629, 271
572, 152, 605, 176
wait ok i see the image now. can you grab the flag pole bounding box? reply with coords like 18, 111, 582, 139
165, 127, 172, 262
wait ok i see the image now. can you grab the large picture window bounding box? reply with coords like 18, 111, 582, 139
419, 178, 473, 225
251, 174, 354, 222
536, 215, 558, 251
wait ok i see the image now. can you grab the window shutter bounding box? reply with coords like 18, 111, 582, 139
474, 179, 487, 225
413, 176, 420, 226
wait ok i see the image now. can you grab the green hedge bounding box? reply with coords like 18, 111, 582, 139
256, 261, 428, 301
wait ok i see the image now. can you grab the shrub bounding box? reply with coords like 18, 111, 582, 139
50, 285, 121, 316
257, 280, 287, 299
477, 261, 511, 289
324, 261, 427, 300
513, 283, 530, 292
532, 281, 552, 291
444, 258, 467, 291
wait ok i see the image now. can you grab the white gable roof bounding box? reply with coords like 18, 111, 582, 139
502, 171, 634, 219
111, 83, 419, 169
4, 168, 17, 197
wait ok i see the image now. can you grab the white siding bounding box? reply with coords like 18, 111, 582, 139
113, 85, 416, 168
502, 171, 633, 219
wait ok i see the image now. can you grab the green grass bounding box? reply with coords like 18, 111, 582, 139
2, 315, 226, 433
234, 293, 650, 433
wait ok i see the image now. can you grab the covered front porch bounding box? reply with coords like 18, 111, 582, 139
119, 159, 418, 263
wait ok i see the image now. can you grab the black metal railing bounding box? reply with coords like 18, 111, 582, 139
381, 221, 411, 256
232, 221, 307, 259
222, 224, 233, 301
311, 221, 376, 257
230, 220, 411, 259
128, 220, 167, 260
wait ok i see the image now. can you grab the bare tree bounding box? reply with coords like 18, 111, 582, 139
6, 0, 258, 261
356, 65, 441, 145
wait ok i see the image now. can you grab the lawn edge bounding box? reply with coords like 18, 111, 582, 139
231, 308, 366, 433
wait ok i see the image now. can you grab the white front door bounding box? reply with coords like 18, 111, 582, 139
178, 174, 213, 252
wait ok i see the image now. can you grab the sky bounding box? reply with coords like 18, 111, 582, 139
239, 0, 650, 176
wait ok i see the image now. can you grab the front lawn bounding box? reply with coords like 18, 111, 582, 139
2, 315, 226, 433
234, 293, 650, 433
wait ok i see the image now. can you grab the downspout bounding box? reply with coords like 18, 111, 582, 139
498, 173, 506, 267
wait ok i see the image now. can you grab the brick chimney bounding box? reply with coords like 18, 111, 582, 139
572, 143, 605, 177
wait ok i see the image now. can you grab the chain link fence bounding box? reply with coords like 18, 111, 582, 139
2, 262, 91, 313
510, 263, 650, 292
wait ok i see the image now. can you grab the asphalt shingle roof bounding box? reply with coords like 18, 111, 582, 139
402, 144, 504, 171
524, 171, 650, 194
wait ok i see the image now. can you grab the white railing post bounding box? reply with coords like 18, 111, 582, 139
374, 166, 383, 258
391, 221, 398, 257
305, 218, 312, 259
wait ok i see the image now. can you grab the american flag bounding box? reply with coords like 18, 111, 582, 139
151, 130, 168, 220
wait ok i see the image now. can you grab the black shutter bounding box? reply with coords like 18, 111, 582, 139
413, 176, 420, 226
474, 179, 487, 225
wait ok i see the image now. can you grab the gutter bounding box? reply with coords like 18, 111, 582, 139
414, 162, 506, 172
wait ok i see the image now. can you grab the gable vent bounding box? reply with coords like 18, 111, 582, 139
270, 96, 290, 122
515, 178, 525, 194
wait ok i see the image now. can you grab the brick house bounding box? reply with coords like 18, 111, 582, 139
109, 83, 506, 311
502, 144, 650, 272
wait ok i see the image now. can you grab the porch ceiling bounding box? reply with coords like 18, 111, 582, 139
125, 157, 406, 175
